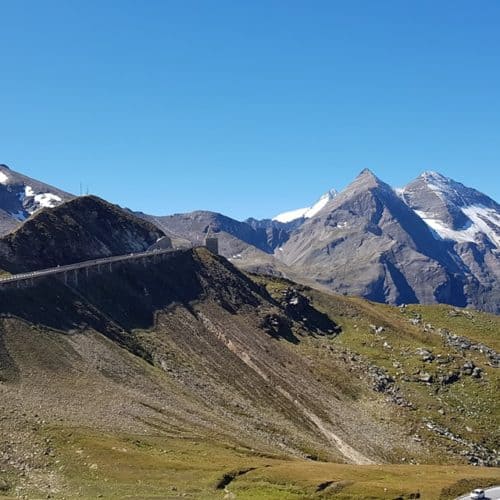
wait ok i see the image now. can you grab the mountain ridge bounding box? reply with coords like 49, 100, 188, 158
0, 164, 498, 312
276, 169, 469, 307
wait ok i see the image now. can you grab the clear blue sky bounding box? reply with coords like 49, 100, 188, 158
1, 0, 499, 219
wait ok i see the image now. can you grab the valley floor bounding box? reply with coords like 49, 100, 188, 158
1, 426, 499, 499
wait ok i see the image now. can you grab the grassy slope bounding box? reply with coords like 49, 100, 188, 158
254, 275, 499, 462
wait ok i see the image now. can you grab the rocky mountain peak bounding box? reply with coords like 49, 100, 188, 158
357, 167, 378, 178
401, 172, 500, 248
333, 168, 391, 204
350, 168, 385, 188
419, 170, 449, 182
408, 170, 497, 209
0, 164, 498, 313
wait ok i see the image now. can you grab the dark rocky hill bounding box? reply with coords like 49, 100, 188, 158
0, 195, 164, 273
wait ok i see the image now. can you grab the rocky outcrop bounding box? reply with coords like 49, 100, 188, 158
277, 287, 340, 335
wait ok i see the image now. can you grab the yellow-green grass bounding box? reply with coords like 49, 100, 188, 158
402, 303, 500, 351
6, 427, 499, 499
234, 462, 500, 499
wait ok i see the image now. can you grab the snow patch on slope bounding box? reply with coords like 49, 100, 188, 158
274, 207, 311, 223
463, 205, 500, 248
23, 185, 62, 209
273, 189, 338, 223
0, 171, 9, 184
415, 204, 500, 248
34, 192, 62, 208
9, 185, 64, 220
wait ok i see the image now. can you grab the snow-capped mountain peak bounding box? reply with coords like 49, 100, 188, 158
417, 170, 470, 204
273, 189, 337, 223
420, 170, 449, 183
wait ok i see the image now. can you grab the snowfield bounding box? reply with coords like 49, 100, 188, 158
415, 205, 500, 248
273, 189, 338, 223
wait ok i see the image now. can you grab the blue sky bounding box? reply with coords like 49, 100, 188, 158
1, 0, 499, 219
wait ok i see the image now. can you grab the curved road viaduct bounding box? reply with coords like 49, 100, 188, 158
0, 248, 194, 290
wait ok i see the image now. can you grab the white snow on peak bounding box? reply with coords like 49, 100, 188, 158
415, 204, 500, 248
273, 189, 338, 223
420, 170, 448, 181
419, 171, 459, 201
413, 171, 500, 248
25, 185, 35, 197
0, 171, 9, 184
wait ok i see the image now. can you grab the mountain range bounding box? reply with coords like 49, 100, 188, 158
0, 163, 498, 313
0, 163, 498, 497
148, 169, 500, 314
